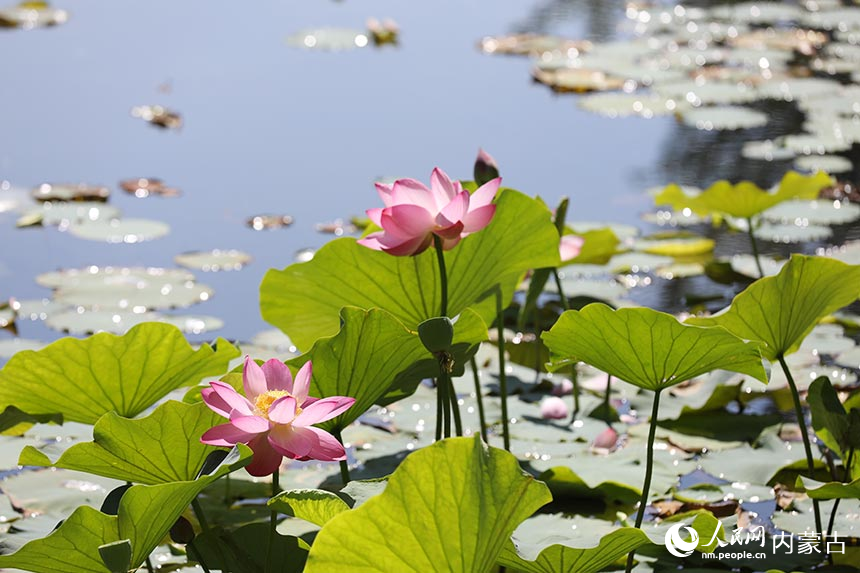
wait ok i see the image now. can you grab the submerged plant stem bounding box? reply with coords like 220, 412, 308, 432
777, 355, 823, 537
266, 470, 280, 573
333, 428, 351, 485
471, 356, 488, 441
625, 389, 662, 573
746, 217, 765, 279
552, 268, 580, 416
496, 286, 510, 451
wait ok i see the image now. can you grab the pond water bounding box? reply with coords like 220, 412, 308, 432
1, 0, 859, 348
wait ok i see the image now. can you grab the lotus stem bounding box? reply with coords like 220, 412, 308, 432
625, 388, 662, 573
145, 556, 154, 573
439, 367, 451, 438
552, 268, 580, 417
333, 428, 351, 485
604, 373, 612, 421
777, 355, 824, 538
826, 447, 854, 546
433, 235, 448, 316
190, 498, 216, 573
449, 375, 463, 436
471, 356, 488, 441
432, 235, 454, 439
746, 216, 765, 279
266, 470, 280, 573
496, 285, 511, 451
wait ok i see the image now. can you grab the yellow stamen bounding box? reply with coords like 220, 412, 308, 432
254, 390, 299, 420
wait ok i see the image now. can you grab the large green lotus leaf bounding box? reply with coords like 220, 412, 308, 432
17, 400, 223, 484
0, 445, 250, 573
799, 477, 860, 500
807, 376, 849, 456
260, 189, 560, 349
304, 435, 551, 573
654, 171, 831, 219
0, 322, 239, 424
542, 304, 766, 392
287, 307, 487, 429
688, 255, 860, 361
268, 489, 350, 527
191, 522, 309, 573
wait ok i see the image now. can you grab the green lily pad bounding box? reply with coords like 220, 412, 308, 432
1, 469, 120, 518
578, 93, 677, 118
730, 254, 786, 278
711, 2, 804, 24
30, 183, 108, 202
569, 221, 639, 240
0, 445, 251, 573
52, 280, 213, 310
0, 1, 67, 29
304, 435, 551, 573
688, 255, 860, 361
261, 189, 559, 348
794, 154, 852, 176
10, 297, 66, 320
634, 236, 715, 256
45, 309, 155, 335
759, 78, 843, 102
654, 81, 757, 106
0, 322, 239, 423
268, 489, 350, 527
656, 262, 706, 280
68, 218, 170, 243
741, 140, 796, 162
680, 106, 768, 130
0, 337, 45, 360
174, 249, 252, 272
20, 202, 121, 227
543, 304, 766, 392
834, 346, 860, 369
782, 134, 851, 154
763, 199, 860, 225
753, 222, 833, 243
35, 266, 195, 289
799, 477, 860, 500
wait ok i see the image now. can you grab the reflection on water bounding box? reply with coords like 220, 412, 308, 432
0, 0, 857, 348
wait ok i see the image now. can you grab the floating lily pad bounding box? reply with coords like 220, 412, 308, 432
569, 221, 639, 240
30, 183, 109, 203
174, 249, 252, 272
654, 80, 757, 106
0, 338, 46, 360
793, 154, 853, 174
608, 252, 673, 274
763, 199, 860, 225
819, 240, 860, 265
156, 314, 224, 335
753, 222, 833, 243
0, 182, 34, 213
286, 28, 370, 51
758, 77, 842, 102
801, 7, 860, 31
634, 236, 715, 256
532, 67, 626, 93
711, 2, 804, 24
45, 309, 155, 335
21, 202, 121, 227
9, 298, 67, 320
728, 28, 826, 54
0, 306, 14, 329
36, 266, 195, 290
680, 106, 768, 130
0, 1, 67, 29
656, 262, 705, 279
478, 34, 592, 57
315, 219, 357, 236
741, 140, 796, 161
641, 209, 706, 227
834, 346, 860, 370
730, 254, 786, 278
578, 93, 677, 118
131, 105, 182, 129
250, 329, 298, 353
119, 178, 180, 198
782, 134, 852, 154
52, 280, 212, 310
67, 218, 170, 243
247, 214, 294, 230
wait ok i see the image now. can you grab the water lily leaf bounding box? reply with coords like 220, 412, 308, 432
763, 199, 860, 226
654, 171, 832, 219
268, 489, 350, 527
799, 477, 860, 500
191, 522, 309, 573
0, 322, 239, 423
18, 400, 224, 484
35, 266, 195, 289
794, 154, 853, 174
498, 522, 651, 573
753, 222, 833, 244
174, 249, 252, 272
261, 189, 559, 348
680, 106, 768, 130
543, 304, 767, 392
688, 255, 860, 361
304, 435, 551, 573
0, 337, 45, 360
634, 236, 714, 256
562, 228, 619, 266
30, 183, 109, 203
0, 445, 250, 573
68, 218, 170, 243
288, 307, 487, 429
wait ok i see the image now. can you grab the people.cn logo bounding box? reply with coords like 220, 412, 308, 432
665, 523, 700, 557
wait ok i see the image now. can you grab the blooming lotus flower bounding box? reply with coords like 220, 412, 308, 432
559, 234, 585, 262
200, 356, 355, 476
357, 167, 500, 256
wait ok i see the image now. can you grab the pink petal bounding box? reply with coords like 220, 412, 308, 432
389, 178, 436, 212
591, 427, 619, 451
430, 167, 458, 209
245, 434, 283, 477
293, 396, 356, 426
375, 182, 394, 207
201, 387, 232, 418
302, 426, 348, 461
261, 359, 293, 393
268, 395, 298, 425
461, 204, 496, 234
540, 397, 569, 420
229, 412, 270, 433
559, 235, 585, 263
437, 190, 470, 227
200, 422, 258, 447
366, 207, 384, 228
470, 178, 501, 208
381, 205, 436, 240
433, 221, 465, 241
357, 233, 385, 251
292, 362, 313, 405
207, 381, 253, 416
440, 235, 463, 251
268, 425, 316, 459
377, 233, 433, 256
243, 356, 268, 400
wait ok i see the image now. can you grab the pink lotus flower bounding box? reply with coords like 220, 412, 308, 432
559, 234, 585, 263
200, 356, 355, 476
357, 167, 500, 256
540, 396, 569, 420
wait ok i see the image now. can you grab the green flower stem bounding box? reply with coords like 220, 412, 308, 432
448, 375, 463, 436
145, 556, 155, 573
435, 387, 443, 441
433, 235, 448, 317
625, 388, 662, 573
746, 216, 765, 279
333, 428, 351, 485
224, 474, 231, 507
439, 368, 451, 438
496, 285, 511, 451
187, 543, 211, 573
190, 498, 216, 573
552, 268, 580, 416
266, 470, 281, 573
470, 356, 488, 441
432, 234, 453, 439
603, 374, 612, 420
826, 447, 854, 543
777, 354, 823, 538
